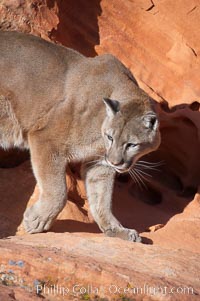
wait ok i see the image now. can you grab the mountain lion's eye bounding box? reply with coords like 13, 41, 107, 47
127, 143, 138, 148
106, 134, 113, 142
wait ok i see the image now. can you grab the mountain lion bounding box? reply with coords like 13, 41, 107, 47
0, 31, 160, 242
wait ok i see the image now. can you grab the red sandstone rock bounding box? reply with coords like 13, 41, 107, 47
96, 0, 200, 106
0, 233, 200, 301
0, 0, 58, 39
0, 160, 199, 300
0, 284, 43, 301
147, 224, 164, 233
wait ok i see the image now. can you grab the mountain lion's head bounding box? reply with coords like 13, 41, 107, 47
101, 97, 160, 173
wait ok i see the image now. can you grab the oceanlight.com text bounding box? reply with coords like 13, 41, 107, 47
35, 283, 195, 297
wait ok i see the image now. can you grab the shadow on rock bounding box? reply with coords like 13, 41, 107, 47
0, 160, 35, 238
47, 0, 102, 57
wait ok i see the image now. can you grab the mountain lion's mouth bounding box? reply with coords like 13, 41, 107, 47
115, 167, 131, 174
105, 158, 132, 173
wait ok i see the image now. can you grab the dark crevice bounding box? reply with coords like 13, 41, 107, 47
146, 4, 155, 12
0, 149, 29, 168
186, 43, 197, 57
187, 6, 197, 15
141, 80, 168, 103
46, 0, 102, 57
146, 0, 155, 11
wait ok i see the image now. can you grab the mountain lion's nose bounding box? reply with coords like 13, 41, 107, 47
110, 159, 124, 166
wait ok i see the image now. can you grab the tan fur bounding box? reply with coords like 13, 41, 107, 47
0, 31, 160, 241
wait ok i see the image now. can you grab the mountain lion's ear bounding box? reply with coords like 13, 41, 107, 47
103, 98, 120, 117
143, 112, 158, 130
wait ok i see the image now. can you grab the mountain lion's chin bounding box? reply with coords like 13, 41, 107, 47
115, 167, 131, 174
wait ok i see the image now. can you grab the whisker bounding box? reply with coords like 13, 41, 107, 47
138, 160, 165, 167
129, 170, 143, 190
135, 163, 160, 172
85, 159, 102, 166
133, 169, 148, 190
134, 169, 151, 186
129, 160, 163, 190
134, 168, 152, 178
129, 169, 147, 190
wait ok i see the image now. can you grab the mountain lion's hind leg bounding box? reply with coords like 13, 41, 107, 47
83, 164, 141, 242
23, 135, 67, 233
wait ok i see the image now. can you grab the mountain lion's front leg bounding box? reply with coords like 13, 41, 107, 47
83, 164, 141, 242
23, 134, 67, 233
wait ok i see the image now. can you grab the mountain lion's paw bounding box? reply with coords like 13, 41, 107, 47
125, 228, 142, 242
105, 227, 142, 242
23, 206, 53, 234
